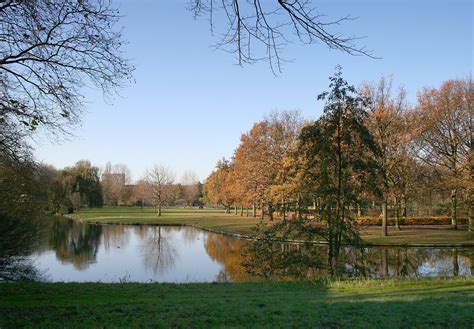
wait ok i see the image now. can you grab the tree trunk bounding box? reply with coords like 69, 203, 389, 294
269, 204, 274, 221
469, 200, 473, 232
395, 196, 401, 230
296, 197, 301, 220
225, 206, 230, 214
158, 203, 162, 216
246, 207, 249, 217
382, 248, 389, 278
252, 202, 256, 217
234, 205, 238, 215
260, 203, 264, 220
240, 205, 243, 216
453, 249, 459, 277
428, 190, 433, 217
382, 198, 388, 237
451, 189, 457, 229
470, 147, 474, 232
396, 249, 400, 278
357, 204, 362, 217
402, 193, 407, 218
282, 199, 286, 221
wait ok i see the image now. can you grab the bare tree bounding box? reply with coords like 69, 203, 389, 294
181, 170, 200, 206
413, 79, 471, 229
189, 0, 374, 74
0, 0, 133, 162
133, 179, 152, 209
145, 165, 176, 216
181, 170, 199, 185
362, 76, 410, 235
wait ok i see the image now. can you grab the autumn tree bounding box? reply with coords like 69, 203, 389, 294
265, 111, 305, 218
204, 158, 235, 213
133, 179, 152, 209
413, 79, 472, 229
233, 126, 266, 217
362, 76, 411, 235
233, 110, 303, 220
145, 165, 176, 216
297, 67, 379, 275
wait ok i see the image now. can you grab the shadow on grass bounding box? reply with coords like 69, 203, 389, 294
0, 280, 472, 327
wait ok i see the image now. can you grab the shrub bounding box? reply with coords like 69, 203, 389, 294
355, 216, 468, 226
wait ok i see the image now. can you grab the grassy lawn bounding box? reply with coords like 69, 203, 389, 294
361, 225, 474, 245
74, 207, 474, 246
1, 278, 472, 328
74, 207, 262, 236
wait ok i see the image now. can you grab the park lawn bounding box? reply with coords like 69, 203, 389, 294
74, 207, 262, 236
1, 278, 473, 328
74, 207, 474, 246
360, 225, 474, 245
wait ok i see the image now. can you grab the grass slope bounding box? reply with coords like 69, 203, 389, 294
1, 278, 472, 328
75, 207, 474, 246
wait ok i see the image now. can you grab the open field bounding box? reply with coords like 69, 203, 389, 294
74, 207, 262, 236
74, 207, 474, 246
1, 278, 472, 328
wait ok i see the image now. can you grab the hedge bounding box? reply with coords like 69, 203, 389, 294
355, 216, 468, 226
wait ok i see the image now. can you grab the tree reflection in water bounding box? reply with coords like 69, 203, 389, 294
48, 218, 102, 270
181, 226, 200, 245
238, 239, 473, 280
0, 216, 48, 281
205, 234, 249, 282
139, 226, 177, 275
101, 225, 130, 251
1, 218, 473, 282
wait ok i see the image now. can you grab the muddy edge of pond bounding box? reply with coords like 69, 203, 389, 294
64, 214, 474, 248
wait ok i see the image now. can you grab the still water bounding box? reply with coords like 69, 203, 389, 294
0, 216, 472, 282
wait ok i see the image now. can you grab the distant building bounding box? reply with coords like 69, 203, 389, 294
101, 173, 126, 186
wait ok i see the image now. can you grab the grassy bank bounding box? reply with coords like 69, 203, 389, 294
74, 207, 474, 246
74, 207, 262, 235
1, 278, 472, 328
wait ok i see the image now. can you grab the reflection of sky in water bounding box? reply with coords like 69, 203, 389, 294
417, 251, 471, 277
32, 226, 224, 283
5, 219, 473, 282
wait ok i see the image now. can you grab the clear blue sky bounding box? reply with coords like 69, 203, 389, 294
35, 0, 473, 183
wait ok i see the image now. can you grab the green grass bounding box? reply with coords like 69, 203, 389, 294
360, 225, 474, 245
75, 207, 474, 246
1, 278, 472, 328
74, 207, 262, 236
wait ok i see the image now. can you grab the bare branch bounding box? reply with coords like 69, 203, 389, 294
189, 0, 375, 74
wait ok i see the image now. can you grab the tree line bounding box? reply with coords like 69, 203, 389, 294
203, 69, 473, 235
0, 159, 204, 219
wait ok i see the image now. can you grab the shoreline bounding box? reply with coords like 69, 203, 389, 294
66, 213, 474, 248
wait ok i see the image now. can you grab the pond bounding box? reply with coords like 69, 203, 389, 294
0, 216, 472, 282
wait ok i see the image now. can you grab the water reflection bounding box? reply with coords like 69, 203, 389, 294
48, 218, 102, 270
205, 234, 248, 282
139, 226, 177, 275
102, 225, 130, 251
0, 217, 472, 282
0, 216, 48, 281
